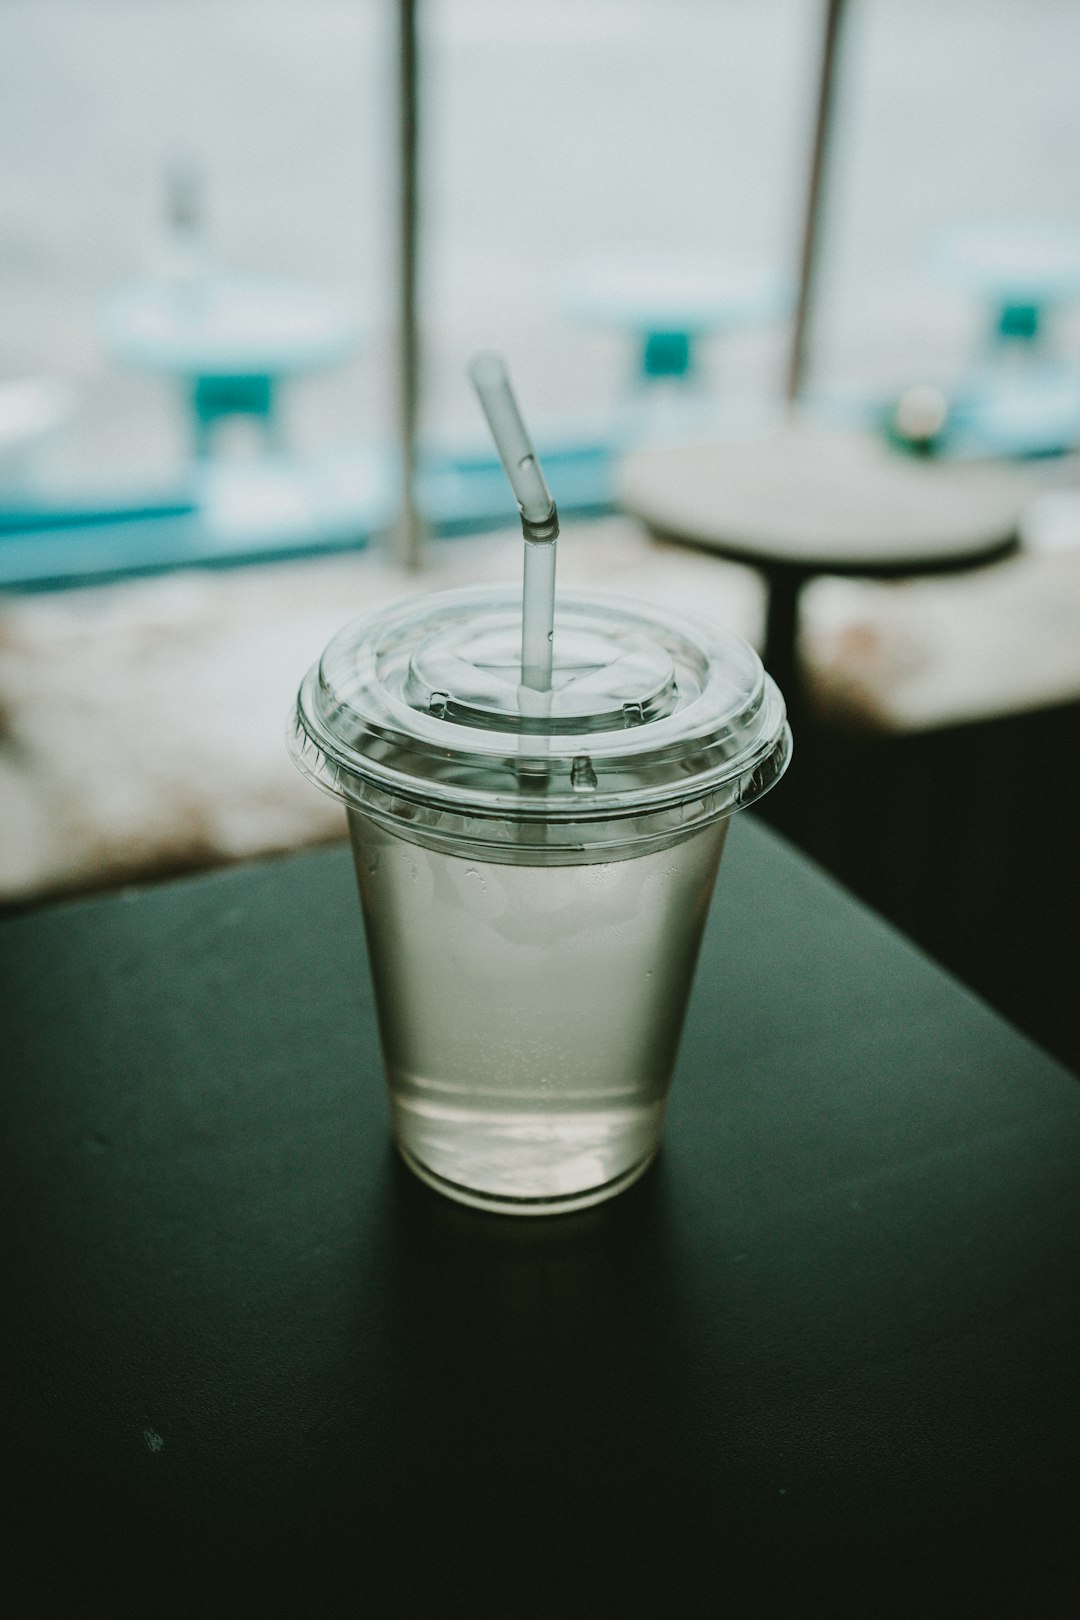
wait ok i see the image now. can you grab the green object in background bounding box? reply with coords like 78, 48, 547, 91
642, 330, 693, 378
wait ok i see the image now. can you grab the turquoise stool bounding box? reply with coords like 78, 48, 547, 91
936, 222, 1080, 350
107, 278, 359, 457
567, 253, 792, 389
918, 224, 1080, 458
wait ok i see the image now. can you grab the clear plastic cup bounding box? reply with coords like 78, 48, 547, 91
288, 584, 790, 1215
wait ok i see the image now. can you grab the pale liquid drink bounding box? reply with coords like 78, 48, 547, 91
350, 812, 728, 1210
289, 586, 789, 1214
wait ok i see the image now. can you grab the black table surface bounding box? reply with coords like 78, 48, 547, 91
2, 819, 1078, 1619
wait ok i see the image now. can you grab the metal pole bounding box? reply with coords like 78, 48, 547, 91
394, 0, 423, 569
786, 0, 849, 406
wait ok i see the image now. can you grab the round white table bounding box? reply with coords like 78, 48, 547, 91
617, 420, 1039, 707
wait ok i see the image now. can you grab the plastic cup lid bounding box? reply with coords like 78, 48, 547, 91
289, 585, 790, 822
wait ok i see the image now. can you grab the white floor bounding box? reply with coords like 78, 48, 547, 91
5, 500, 1080, 907
0, 518, 766, 904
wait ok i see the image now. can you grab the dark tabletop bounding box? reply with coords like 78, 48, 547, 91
2, 818, 1078, 1620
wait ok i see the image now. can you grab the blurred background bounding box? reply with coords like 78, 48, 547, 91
1, 0, 1079, 1066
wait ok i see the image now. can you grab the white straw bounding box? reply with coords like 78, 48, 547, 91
469, 352, 559, 694
521, 536, 556, 693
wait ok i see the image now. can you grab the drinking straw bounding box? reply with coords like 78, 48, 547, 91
469, 353, 560, 692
